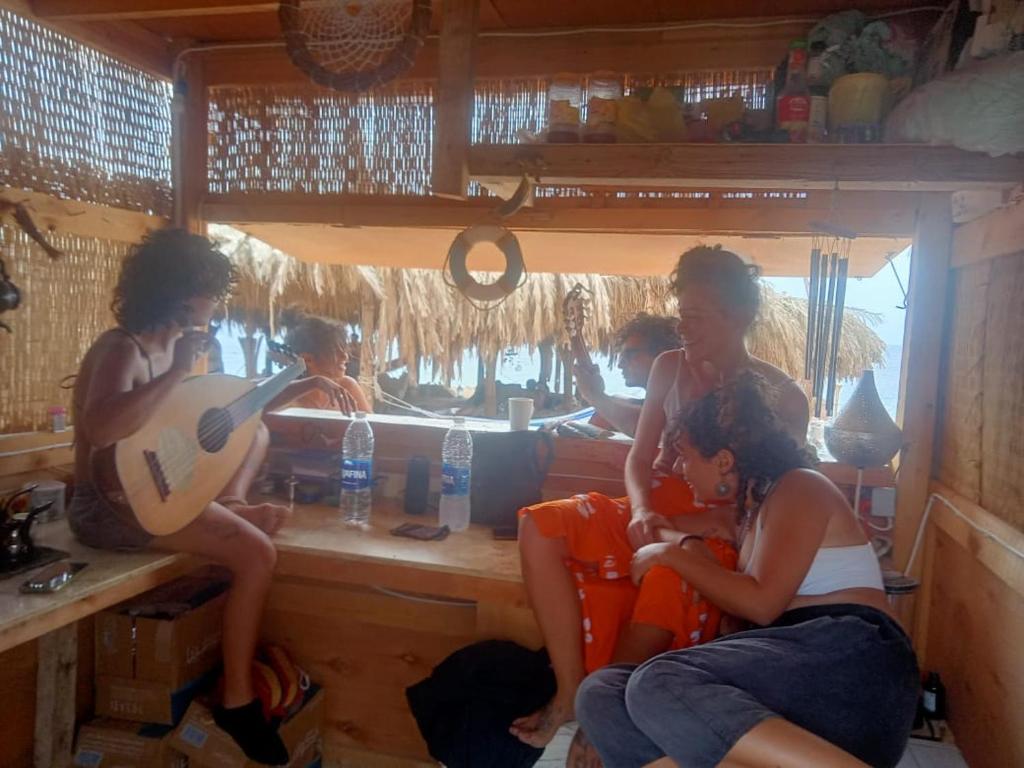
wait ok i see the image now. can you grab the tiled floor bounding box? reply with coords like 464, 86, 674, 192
538, 725, 970, 767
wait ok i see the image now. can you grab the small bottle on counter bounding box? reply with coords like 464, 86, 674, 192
584, 72, 622, 143
547, 73, 582, 142
341, 412, 374, 526
776, 41, 811, 143
439, 416, 473, 532
48, 405, 67, 432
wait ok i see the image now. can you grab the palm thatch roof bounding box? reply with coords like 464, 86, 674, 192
209, 225, 887, 384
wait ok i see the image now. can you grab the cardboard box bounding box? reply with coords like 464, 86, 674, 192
172, 688, 324, 768
96, 565, 230, 689
73, 718, 188, 768
96, 668, 219, 726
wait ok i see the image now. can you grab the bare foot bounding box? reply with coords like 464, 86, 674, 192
220, 499, 291, 536
510, 697, 573, 748
566, 728, 603, 768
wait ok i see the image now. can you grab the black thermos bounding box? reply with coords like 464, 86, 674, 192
404, 456, 431, 516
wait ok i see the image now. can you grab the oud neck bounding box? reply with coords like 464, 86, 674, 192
226, 362, 306, 425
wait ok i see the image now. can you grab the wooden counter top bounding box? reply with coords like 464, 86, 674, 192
0, 522, 197, 654
271, 499, 528, 605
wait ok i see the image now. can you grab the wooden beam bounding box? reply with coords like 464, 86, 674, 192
952, 198, 1024, 269
202, 191, 918, 237
0, 187, 167, 243
894, 194, 953, 571
34, 623, 77, 768
432, 0, 479, 200
1, 1, 173, 78
30, 0, 274, 20
175, 57, 208, 232
470, 143, 1024, 193
200, 19, 809, 86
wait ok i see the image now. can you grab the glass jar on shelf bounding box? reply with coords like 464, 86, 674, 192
547, 73, 582, 142
584, 71, 622, 143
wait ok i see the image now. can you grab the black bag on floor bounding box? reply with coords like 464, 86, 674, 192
406, 640, 556, 768
469, 431, 555, 529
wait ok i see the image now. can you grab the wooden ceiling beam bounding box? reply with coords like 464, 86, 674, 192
470, 144, 1024, 193
201, 18, 809, 86
1, 0, 174, 77
201, 191, 917, 238
1, 186, 168, 243
29, 0, 275, 21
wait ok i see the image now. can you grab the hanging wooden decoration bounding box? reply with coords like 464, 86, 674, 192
279, 0, 432, 93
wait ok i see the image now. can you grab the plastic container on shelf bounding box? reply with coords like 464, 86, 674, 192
547, 73, 582, 142
584, 72, 622, 143
828, 73, 890, 137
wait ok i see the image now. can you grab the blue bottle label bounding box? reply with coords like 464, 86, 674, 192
441, 464, 471, 496
341, 458, 373, 492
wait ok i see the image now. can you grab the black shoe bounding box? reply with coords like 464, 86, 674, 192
213, 698, 290, 766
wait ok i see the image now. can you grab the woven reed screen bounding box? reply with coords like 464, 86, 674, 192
0, 225, 125, 433
208, 69, 772, 197
0, 10, 173, 215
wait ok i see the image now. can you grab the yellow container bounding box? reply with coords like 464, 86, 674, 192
828, 73, 890, 131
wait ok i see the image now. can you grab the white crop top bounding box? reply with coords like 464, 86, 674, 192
746, 516, 884, 596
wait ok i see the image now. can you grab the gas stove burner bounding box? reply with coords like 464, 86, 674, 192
0, 546, 69, 579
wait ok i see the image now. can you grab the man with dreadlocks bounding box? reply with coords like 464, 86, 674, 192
69, 229, 350, 765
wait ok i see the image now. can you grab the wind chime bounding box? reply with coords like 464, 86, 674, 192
804, 222, 855, 418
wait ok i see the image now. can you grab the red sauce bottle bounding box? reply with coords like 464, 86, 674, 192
777, 41, 811, 143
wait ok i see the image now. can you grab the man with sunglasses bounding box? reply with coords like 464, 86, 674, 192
575, 313, 681, 436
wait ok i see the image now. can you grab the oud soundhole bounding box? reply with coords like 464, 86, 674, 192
197, 408, 233, 453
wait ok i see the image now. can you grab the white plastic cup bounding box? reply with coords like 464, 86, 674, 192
508, 398, 535, 431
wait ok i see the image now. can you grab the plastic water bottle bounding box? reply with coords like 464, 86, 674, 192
440, 416, 473, 532
341, 412, 374, 525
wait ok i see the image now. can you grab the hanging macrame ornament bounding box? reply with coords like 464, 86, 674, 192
279, 0, 432, 93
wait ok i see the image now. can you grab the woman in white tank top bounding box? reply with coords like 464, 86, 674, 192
576, 373, 919, 768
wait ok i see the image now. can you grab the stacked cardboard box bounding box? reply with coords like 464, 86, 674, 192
172, 688, 325, 768
94, 565, 230, 725
75, 566, 324, 768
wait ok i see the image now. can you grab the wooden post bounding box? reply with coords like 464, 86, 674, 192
174, 55, 208, 233
894, 194, 953, 572
358, 287, 376, 399
34, 623, 77, 768
483, 349, 498, 417
561, 346, 574, 407
539, 339, 554, 387
432, 0, 478, 200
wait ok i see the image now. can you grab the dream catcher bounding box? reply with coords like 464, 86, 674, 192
804, 223, 854, 417
279, 0, 432, 92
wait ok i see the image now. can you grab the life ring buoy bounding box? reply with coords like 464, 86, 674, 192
446, 224, 524, 302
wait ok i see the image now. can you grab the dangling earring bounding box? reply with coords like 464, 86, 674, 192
715, 480, 731, 497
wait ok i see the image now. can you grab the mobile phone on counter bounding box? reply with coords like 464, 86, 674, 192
20, 561, 87, 594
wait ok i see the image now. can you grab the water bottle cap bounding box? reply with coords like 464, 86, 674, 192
354, 411, 367, 419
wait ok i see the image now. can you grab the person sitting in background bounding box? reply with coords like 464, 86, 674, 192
278, 307, 373, 413
576, 313, 681, 437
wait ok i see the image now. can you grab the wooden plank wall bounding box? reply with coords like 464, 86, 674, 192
922, 200, 1024, 768
0, 618, 95, 768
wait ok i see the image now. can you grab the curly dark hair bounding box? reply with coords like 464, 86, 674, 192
279, 306, 348, 360
668, 245, 762, 329
670, 372, 813, 516
614, 313, 681, 357
111, 229, 236, 333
